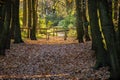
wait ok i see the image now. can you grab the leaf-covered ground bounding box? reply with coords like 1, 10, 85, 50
0, 38, 110, 80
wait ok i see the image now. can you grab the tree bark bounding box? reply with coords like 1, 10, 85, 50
30, 0, 37, 40
12, 0, 23, 43
98, 0, 120, 79
0, 1, 6, 55
75, 0, 84, 43
82, 0, 90, 41
83, 15, 90, 41
23, 0, 27, 27
88, 0, 109, 69
27, 0, 32, 38
4, 0, 12, 49
118, 6, 120, 42
10, 2, 14, 39
118, 6, 120, 63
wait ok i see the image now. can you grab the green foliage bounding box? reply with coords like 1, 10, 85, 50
39, 18, 46, 28
46, 13, 63, 26
58, 15, 76, 29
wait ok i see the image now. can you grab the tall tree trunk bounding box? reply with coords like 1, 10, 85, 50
30, 0, 37, 40
10, 2, 14, 39
118, 6, 120, 62
75, 0, 84, 43
82, 0, 90, 41
118, 6, 120, 44
98, 0, 120, 79
0, 1, 6, 55
83, 14, 90, 41
23, 0, 27, 27
88, 0, 96, 50
12, 0, 23, 43
27, 0, 32, 38
88, 0, 109, 69
4, 0, 12, 49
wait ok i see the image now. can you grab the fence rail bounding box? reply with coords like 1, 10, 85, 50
20, 27, 76, 40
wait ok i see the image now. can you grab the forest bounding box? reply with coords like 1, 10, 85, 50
0, 0, 120, 79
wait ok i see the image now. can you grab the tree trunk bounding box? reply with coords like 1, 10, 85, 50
0, 1, 6, 55
82, 0, 90, 42
23, 0, 27, 27
75, 0, 84, 43
83, 14, 90, 41
88, 0, 109, 69
10, 2, 14, 39
4, 0, 12, 49
27, 0, 32, 38
12, 0, 23, 43
118, 6, 120, 41
30, 0, 37, 40
88, 0, 96, 50
98, 0, 120, 79
118, 6, 120, 62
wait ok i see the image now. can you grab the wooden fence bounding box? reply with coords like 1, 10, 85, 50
20, 27, 76, 40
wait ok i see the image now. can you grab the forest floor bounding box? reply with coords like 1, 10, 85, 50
0, 37, 110, 80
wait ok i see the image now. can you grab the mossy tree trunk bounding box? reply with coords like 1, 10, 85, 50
98, 0, 120, 79
88, 0, 109, 69
75, 0, 84, 43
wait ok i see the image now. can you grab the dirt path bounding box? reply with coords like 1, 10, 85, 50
0, 38, 110, 80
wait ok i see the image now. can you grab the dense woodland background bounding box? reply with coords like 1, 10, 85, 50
0, 0, 120, 79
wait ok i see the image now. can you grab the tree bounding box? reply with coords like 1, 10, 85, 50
118, 6, 120, 44
75, 0, 84, 43
0, 0, 12, 55
88, 0, 109, 69
12, 0, 23, 43
23, 0, 27, 27
118, 4, 120, 66
27, 0, 32, 38
88, 0, 96, 50
4, 0, 12, 49
82, 0, 90, 41
0, 0, 6, 55
30, 0, 37, 40
98, 0, 120, 79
